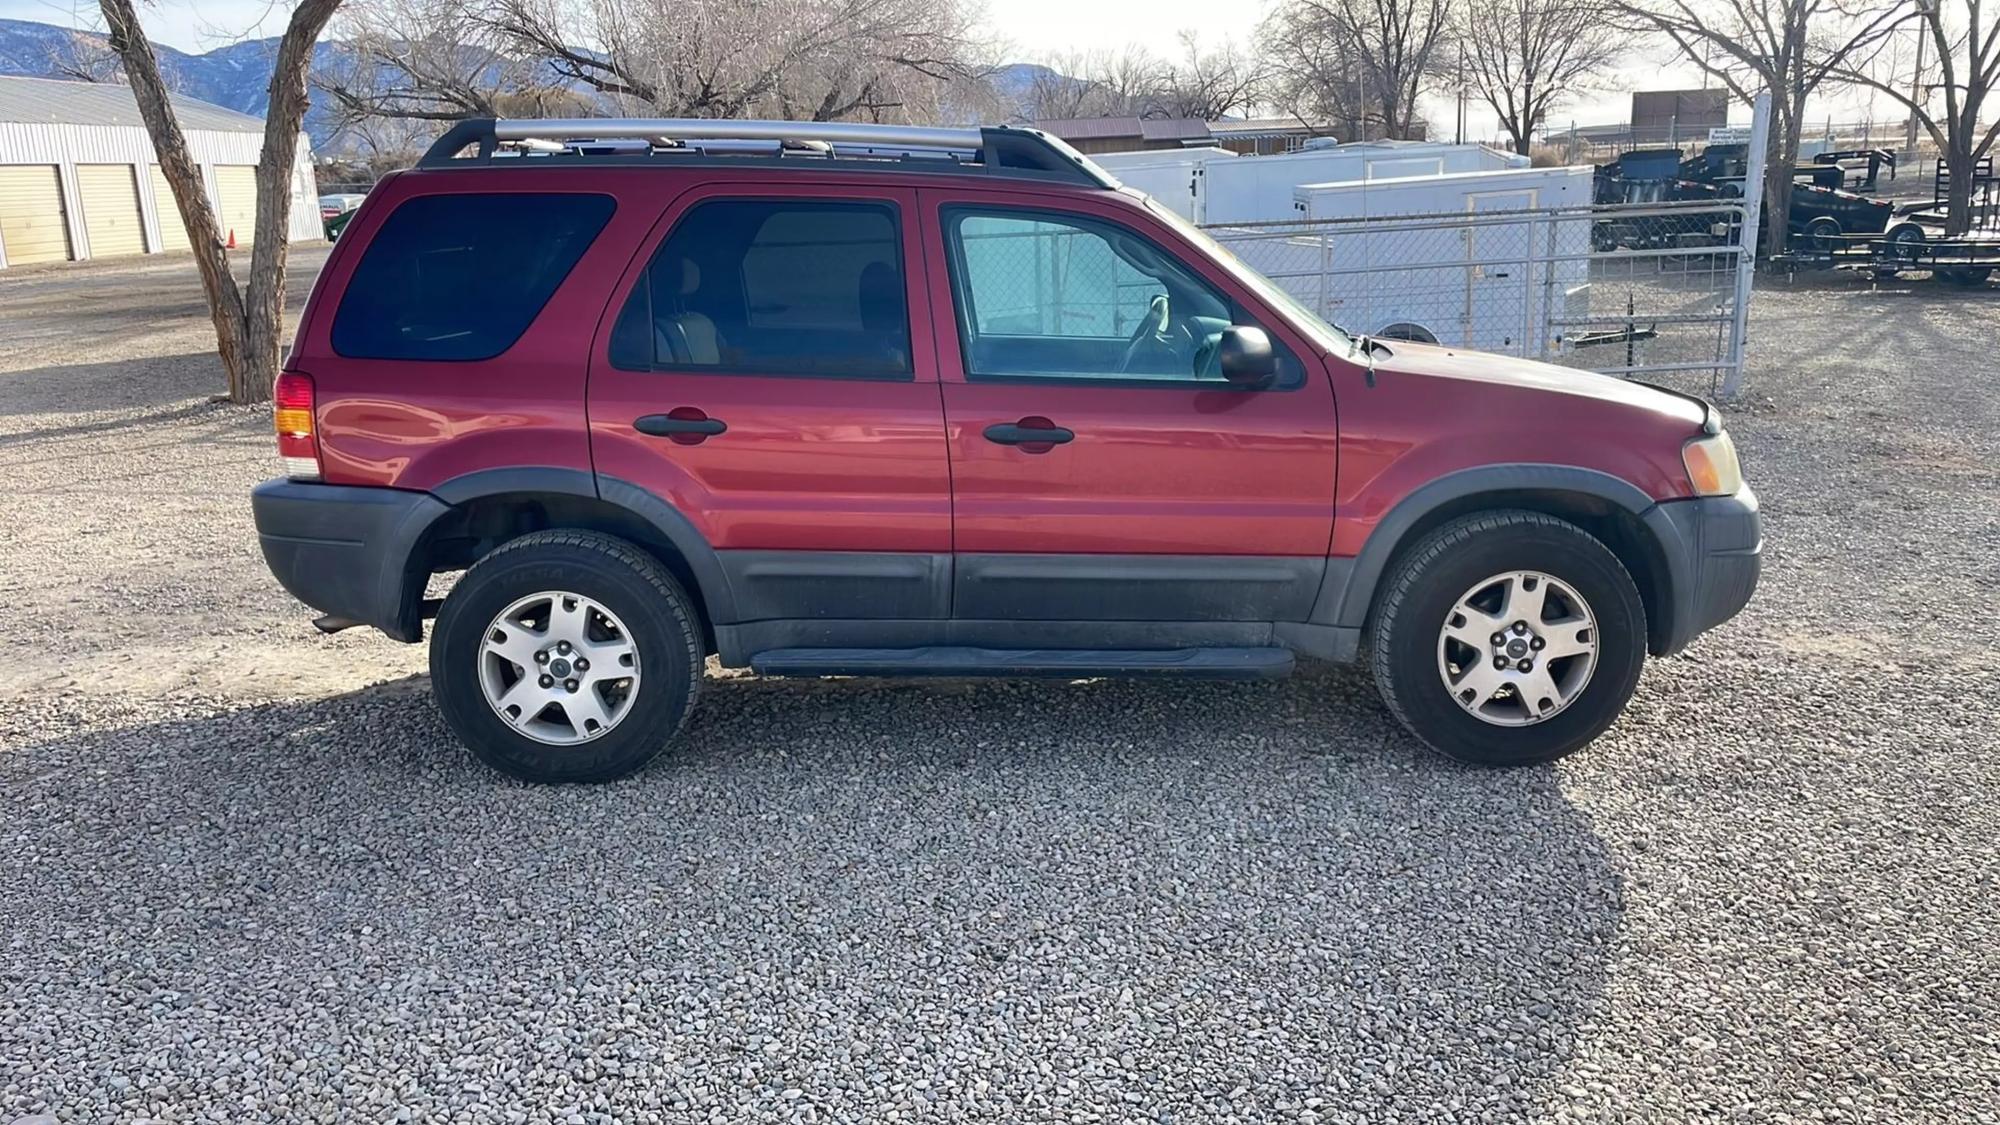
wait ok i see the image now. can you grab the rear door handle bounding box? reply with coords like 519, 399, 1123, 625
983, 419, 1073, 447
635, 410, 726, 444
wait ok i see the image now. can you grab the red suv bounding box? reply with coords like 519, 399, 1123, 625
253, 118, 1760, 782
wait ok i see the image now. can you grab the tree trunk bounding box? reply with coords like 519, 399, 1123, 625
1760, 109, 1802, 260
99, 0, 341, 405
241, 0, 341, 399
99, 0, 255, 397
1943, 149, 1976, 238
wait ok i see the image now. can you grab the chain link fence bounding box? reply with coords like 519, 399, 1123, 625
955, 217, 1173, 338
1204, 198, 1754, 398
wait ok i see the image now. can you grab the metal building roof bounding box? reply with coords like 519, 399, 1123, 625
0, 74, 263, 132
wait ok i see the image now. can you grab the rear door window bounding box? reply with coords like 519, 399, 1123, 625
331, 192, 613, 361
607, 199, 911, 379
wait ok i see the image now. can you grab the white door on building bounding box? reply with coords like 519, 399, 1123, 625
0, 164, 73, 265
1465, 188, 1539, 352
77, 164, 146, 257
148, 165, 192, 253
214, 165, 258, 245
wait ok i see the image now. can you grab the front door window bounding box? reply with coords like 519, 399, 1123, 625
942, 207, 1294, 387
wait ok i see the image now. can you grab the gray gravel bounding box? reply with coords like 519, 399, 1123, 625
1, 252, 1997, 1123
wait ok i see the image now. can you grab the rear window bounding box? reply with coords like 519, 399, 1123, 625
607, 199, 910, 379
331, 193, 614, 361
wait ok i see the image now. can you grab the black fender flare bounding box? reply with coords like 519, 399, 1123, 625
421, 467, 738, 624
1322, 463, 1664, 632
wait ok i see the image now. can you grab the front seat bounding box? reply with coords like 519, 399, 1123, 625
857, 260, 908, 371
655, 258, 722, 365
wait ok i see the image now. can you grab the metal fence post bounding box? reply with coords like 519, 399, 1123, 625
1319, 232, 1333, 320
1721, 91, 1772, 400
1521, 215, 1536, 354
1538, 214, 1560, 359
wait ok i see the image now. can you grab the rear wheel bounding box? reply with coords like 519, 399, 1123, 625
1936, 266, 1992, 287
430, 530, 702, 783
1369, 512, 1647, 766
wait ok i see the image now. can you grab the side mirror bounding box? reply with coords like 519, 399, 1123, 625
1218, 325, 1277, 386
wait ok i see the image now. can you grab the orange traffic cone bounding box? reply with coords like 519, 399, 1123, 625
226, 228, 237, 249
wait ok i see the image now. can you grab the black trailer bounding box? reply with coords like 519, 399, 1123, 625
1806, 149, 1896, 192
1770, 224, 2000, 286
1592, 143, 1916, 254
1592, 148, 1739, 250
1865, 232, 2000, 286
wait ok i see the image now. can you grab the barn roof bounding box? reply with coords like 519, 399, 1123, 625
0, 74, 263, 132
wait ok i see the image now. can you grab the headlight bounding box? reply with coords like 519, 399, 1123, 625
1682, 431, 1743, 496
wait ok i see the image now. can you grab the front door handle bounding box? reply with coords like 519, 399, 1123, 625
983, 417, 1074, 449
635, 410, 726, 445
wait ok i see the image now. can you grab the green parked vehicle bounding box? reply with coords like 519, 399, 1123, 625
324, 208, 357, 241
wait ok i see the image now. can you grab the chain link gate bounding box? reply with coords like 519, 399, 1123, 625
1196, 93, 1771, 400
1202, 197, 1753, 398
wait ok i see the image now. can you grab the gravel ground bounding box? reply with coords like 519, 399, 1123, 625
0, 251, 1996, 1124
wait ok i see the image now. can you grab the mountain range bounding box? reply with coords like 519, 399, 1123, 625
0, 17, 1063, 151
0, 17, 359, 144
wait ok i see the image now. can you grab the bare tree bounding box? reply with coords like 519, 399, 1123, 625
1457, 0, 1621, 154
487, 0, 988, 123
1833, 0, 2000, 236
1019, 60, 1096, 120
41, 27, 129, 83
1609, 0, 1908, 254
315, 0, 565, 126
1260, 7, 1374, 136
1261, 0, 1453, 140
99, 0, 341, 404
1157, 30, 1266, 120
1021, 46, 1167, 119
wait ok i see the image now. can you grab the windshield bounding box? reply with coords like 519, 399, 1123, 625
1142, 196, 1353, 353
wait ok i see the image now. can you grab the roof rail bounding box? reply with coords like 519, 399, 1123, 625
419, 117, 1118, 188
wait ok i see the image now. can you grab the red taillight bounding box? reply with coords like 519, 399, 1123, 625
273, 371, 320, 480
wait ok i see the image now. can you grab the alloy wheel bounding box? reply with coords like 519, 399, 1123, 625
477, 590, 641, 745
1435, 570, 1599, 727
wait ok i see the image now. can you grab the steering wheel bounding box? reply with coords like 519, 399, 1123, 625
1116, 293, 1171, 374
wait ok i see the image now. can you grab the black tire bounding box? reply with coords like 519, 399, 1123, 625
1883, 221, 1926, 262
430, 530, 702, 783
1936, 266, 1992, 287
1368, 511, 1647, 767
1801, 216, 1842, 255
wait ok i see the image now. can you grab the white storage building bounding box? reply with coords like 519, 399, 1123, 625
0, 75, 320, 269
1094, 141, 1531, 225
1212, 165, 1597, 353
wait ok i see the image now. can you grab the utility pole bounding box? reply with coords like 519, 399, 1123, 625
1455, 42, 1466, 144
1904, 8, 1929, 162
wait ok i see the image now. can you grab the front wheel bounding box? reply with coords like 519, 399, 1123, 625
430, 530, 702, 783
1882, 221, 1926, 262
1369, 512, 1648, 766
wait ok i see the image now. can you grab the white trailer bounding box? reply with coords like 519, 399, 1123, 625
1211, 165, 1596, 354
1094, 141, 1529, 224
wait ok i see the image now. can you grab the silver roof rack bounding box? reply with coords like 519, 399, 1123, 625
419, 117, 1118, 188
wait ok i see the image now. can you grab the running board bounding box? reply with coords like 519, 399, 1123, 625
748, 646, 1295, 680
